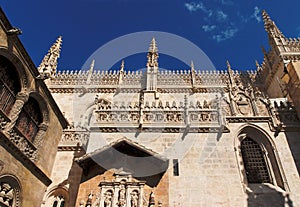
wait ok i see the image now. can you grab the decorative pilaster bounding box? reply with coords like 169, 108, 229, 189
37, 36, 62, 79
226, 61, 237, 116
4, 91, 29, 133
190, 61, 196, 88
146, 38, 159, 91
138, 184, 144, 207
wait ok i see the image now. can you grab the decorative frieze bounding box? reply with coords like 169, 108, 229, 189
7, 129, 37, 161
60, 126, 90, 148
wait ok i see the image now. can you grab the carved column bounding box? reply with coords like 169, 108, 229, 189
125, 185, 130, 207
113, 184, 119, 207
138, 184, 144, 207
4, 91, 29, 133
33, 122, 48, 148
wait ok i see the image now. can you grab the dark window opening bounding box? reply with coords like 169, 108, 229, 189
15, 97, 42, 143
0, 56, 21, 116
52, 201, 58, 207
173, 159, 179, 176
241, 137, 271, 184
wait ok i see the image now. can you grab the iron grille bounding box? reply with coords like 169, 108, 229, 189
241, 137, 271, 184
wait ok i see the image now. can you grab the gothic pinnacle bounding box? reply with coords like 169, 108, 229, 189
149, 37, 158, 53
261, 10, 284, 38
147, 37, 159, 68
191, 60, 195, 72
37, 36, 62, 79
226, 60, 235, 86
120, 60, 125, 72
191, 61, 196, 87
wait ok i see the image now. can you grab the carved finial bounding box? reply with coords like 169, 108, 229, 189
119, 60, 125, 85
191, 60, 195, 72
147, 37, 159, 68
255, 60, 262, 71
149, 37, 158, 53
226, 60, 235, 86
191, 60, 196, 87
89, 59, 95, 72
146, 38, 159, 91
226, 60, 232, 71
37, 36, 62, 79
262, 10, 284, 38
120, 60, 125, 72
86, 59, 95, 84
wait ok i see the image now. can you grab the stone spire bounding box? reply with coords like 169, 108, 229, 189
262, 10, 284, 38
118, 60, 125, 84
146, 38, 159, 91
226, 60, 235, 86
262, 10, 287, 53
146, 37, 159, 69
37, 36, 62, 79
86, 59, 95, 84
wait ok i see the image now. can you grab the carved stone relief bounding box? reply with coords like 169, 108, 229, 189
0, 176, 21, 207
0, 182, 14, 207
235, 93, 252, 116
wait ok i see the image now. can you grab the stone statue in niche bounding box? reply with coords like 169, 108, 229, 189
103, 190, 112, 207
117, 184, 126, 207
0, 182, 14, 207
130, 190, 138, 207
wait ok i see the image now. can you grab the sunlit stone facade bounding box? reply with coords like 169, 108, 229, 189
1, 7, 300, 207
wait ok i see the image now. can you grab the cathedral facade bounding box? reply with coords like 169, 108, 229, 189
0, 7, 300, 207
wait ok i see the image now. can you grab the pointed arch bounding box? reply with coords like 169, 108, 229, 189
44, 185, 69, 207
234, 124, 288, 191
0, 47, 28, 89
0, 55, 23, 116
14, 92, 49, 145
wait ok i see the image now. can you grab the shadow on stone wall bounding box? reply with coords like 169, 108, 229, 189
283, 132, 300, 176
65, 145, 85, 207
247, 183, 293, 207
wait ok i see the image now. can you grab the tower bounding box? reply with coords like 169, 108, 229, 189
258, 10, 300, 117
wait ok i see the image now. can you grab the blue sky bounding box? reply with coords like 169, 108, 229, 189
1, 0, 300, 71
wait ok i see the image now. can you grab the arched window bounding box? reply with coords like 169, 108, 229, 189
45, 187, 68, 207
15, 97, 42, 143
241, 137, 271, 184
51, 196, 65, 207
0, 56, 21, 116
237, 126, 286, 190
